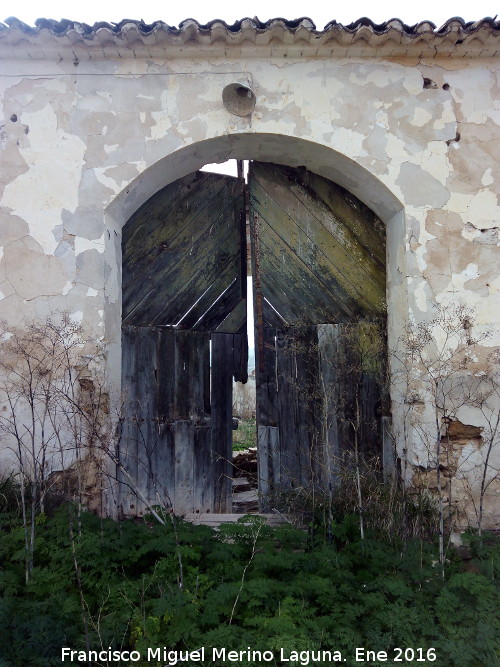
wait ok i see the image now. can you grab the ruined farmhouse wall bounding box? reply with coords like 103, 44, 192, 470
0, 20, 498, 526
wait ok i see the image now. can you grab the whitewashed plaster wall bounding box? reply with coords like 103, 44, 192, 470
1, 47, 499, 526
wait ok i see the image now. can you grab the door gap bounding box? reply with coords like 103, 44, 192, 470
231, 174, 258, 512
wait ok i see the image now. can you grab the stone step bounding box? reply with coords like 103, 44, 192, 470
183, 513, 287, 528
233, 488, 258, 502
232, 477, 253, 492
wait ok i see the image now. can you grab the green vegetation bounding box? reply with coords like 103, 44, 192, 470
0, 486, 498, 667
233, 419, 257, 451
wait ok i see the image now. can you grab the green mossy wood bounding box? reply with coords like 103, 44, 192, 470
120, 163, 388, 517
121, 172, 247, 515
249, 163, 388, 510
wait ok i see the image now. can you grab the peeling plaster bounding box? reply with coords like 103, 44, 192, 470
148, 90, 174, 141
413, 280, 428, 312
4, 239, 67, 300
451, 263, 480, 291
467, 189, 500, 228
411, 107, 433, 127
74, 234, 105, 256
481, 167, 494, 186
93, 168, 124, 196
2, 103, 86, 255
396, 162, 450, 209
0, 45, 499, 529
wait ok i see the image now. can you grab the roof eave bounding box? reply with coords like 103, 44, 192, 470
0, 16, 499, 60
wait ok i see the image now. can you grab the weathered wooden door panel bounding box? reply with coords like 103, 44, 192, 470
256, 324, 387, 507
123, 171, 245, 328
211, 333, 235, 513
249, 162, 388, 509
121, 170, 247, 517
316, 322, 387, 479
249, 162, 386, 325
120, 326, 165, 515
120, 326, 241, 515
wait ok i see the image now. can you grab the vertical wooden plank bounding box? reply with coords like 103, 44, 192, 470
268, 426, 280, 491
192, 425, 213, 512
294, 326, 321, 488
256, 327, 278, 427
255, 326, 278, 510
134, 326, 158, 514
188, 331, 204, 421
359, 369, 379, 459
232, 332, 249, 383
318, 324, 341, 492
257, 425, 270, 510
192, 332, 213, 512
119, 325, 139, 515
174, 331, 191, 420
174, 420, 195, 514
200, 335, 210, 415
154, 421, 175, 510
239, 175, 248, 301
158, 330, 215, 514
258, 425, 280, 510
198, 333, 212, 421
276, 329, 301, 489
156, 328, 176, 509
211, 333, 233, 513
149, 327, 163, 510
358, 322, 385, 460
333, 323, 359, 463
157, 328, 176, 424
173, 330, 208, 421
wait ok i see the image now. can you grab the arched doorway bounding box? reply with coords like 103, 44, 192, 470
118, 159, 389, 517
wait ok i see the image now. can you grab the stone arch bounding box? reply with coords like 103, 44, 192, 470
107, 133, 403, 228
104, 133, 406, 400
108, 132, 407, 517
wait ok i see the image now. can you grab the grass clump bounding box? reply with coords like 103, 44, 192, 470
233, 418, 257, 451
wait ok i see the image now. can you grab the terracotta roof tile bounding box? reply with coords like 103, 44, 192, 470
1, 16, 499, 58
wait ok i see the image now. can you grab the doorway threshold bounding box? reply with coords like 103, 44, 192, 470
182, 513, 286, 528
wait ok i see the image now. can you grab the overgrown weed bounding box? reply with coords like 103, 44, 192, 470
270, 457, 440, 546
1, 502, 497, 667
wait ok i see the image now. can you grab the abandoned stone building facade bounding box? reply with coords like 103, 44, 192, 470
0, 16, 499, 529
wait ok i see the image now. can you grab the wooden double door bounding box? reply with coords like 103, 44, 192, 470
120, 162, 388, 516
